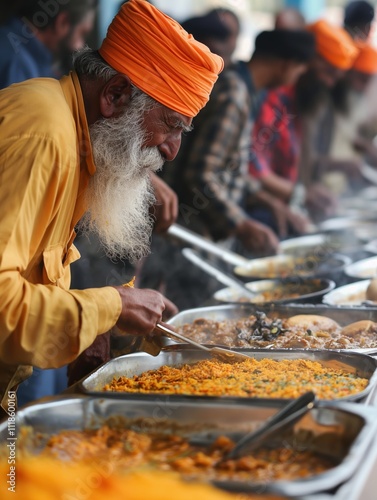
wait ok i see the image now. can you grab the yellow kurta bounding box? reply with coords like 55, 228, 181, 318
0, 72, 122, 410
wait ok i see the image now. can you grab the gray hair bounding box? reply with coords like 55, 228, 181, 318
73, 47, 158, 111
73, 46, 118, 81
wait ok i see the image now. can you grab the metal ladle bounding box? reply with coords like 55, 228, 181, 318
154, 323, 250, 363
223, 391, 316, 461
181, 247, 257, 301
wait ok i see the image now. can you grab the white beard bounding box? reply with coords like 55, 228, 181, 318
82, 92, 164, 262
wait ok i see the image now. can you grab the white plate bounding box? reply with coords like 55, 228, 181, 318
279, 233, 348, 256
318, 218, 377, 242
345, 256, 377, 279
364, 239, 377, 254
322, 280, 371, 306
279, 234, 327, 254
234, 253, 351, 280
233, 255, 296, 279
361, 186, 377, 200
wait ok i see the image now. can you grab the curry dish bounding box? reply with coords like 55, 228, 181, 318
176, 313, 377, 349
103, 358, 368, 399
238, 282, 321, 304
41, 425, 337, 483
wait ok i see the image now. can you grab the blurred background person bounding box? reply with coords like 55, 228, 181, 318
235, 28, 316, 236
248, 13, 339, 223
208, 7, 241, 68
297, 20, 360, 220
275, 7, 305, 30
328, 42, 377, 195
343, 0, 375, 41
0, 0, 97, 88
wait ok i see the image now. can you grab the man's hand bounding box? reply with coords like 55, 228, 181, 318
305, 183, 337, 221
150, 173, 178, 233
284, 209, 311, 235
113, 286, 178, 335
254, 189, 306, 239
235, 219, 279, 256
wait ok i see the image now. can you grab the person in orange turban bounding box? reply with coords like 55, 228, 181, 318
99, 0, 223, 117
0, 0, 225, 410
353, 41, 377, 74
307, 19, 359, 71
329, 41, 377, 169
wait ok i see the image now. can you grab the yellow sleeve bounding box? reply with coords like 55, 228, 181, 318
0, 136, 122, 368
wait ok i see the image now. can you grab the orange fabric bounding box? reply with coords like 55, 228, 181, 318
307, 19, 358, 70
353, 42, 377, 73
99, 0, 223, 117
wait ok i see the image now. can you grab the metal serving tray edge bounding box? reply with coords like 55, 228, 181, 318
79, 346, 377, 404
1, 396, 377, 498
167, 303, 377, 355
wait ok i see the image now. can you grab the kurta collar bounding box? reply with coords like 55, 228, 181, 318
60, 71, 96, 176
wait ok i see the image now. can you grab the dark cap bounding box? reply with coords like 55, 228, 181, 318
344, 1, 375, 26
181, 11, 231, 43
254, 29, 316, 62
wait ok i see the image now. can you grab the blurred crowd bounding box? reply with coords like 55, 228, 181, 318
2, 0, 377, 401
140, 0, 377, 309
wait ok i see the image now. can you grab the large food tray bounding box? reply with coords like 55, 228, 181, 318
1, 395, 377, 497
167, 303, 377, 355
79, 346, 377, 404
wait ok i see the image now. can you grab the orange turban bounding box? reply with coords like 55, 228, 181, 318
307, 19, 359, 70
98, 0, 223, 117
353, 42, 377, 74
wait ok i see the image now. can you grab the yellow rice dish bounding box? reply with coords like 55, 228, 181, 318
103, 358, 368, 399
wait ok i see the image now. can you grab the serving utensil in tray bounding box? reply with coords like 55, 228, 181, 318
223, 391, 316, 460
154, 323, 250, 362
79, 346, 377, 404
2, 395, 377, 497
181, 247, 257, 300
167, 223, 248, 267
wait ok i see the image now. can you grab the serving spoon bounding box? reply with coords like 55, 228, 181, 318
154, 323, 250, 363
181, 247, 257, 301
222, 391, 316, 461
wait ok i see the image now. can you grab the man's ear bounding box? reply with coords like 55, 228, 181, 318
100, 74, 133, 118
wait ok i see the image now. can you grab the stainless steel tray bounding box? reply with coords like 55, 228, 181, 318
167, 303, 377, 355
79, 346, 377, 403
1, 395, 377, 497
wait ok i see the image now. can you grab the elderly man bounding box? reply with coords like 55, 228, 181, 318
0, 0, 223, 413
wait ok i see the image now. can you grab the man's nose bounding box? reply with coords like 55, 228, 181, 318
158, 134, 182, 162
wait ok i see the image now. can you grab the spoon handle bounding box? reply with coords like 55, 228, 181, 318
154, 323, 211, 352
225, 391, 316, 460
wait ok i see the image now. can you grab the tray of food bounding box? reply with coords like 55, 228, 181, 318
213, 278, 335, 305
2, 396, 377, 497
79, 346, 377, 403
167, 304, 377, 354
